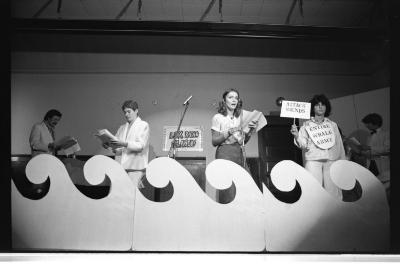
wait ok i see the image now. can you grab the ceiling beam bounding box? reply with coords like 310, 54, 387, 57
11, 18, 388, 42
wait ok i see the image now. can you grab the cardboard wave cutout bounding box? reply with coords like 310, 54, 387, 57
12, 155, 389, 252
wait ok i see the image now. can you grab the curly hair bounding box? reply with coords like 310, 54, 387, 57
362, 113, 382, 127
309, 94, 331, 117
217, 88, 242, 118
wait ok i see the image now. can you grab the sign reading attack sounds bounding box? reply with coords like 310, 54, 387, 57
280, 100, 311, 120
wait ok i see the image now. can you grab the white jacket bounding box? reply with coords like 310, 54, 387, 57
114, 117, 150, 171
29, 121, 54, 157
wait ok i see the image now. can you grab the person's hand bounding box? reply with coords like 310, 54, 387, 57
228, 127, 241, 136
290, 124, 299, 138
248, 120, 258, 130
109, 139, 127, 148
50, 142, 62, 151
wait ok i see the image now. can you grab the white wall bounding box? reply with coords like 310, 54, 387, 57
11, 51, 379, 163
330, 87, 390, 145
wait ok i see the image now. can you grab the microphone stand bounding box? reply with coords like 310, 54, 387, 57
168, 101, 190, 159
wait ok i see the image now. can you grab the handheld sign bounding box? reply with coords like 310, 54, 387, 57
280, 100, 311, 120
305, 122, 336, 149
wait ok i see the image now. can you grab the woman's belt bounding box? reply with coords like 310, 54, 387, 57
125, 168, 146, 173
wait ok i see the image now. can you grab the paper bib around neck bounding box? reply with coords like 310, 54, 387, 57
305, 122, 336, 149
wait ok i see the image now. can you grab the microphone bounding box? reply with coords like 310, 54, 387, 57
183, 95, 193, 105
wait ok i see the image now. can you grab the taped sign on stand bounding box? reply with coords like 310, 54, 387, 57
163, 126, 203, 152
305, 122, 336, 149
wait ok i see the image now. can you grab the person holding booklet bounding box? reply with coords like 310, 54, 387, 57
211, 89, 261, 168
100, 100, 150, 188
29, 109, 71, 156
290, 94, 345, 199
29, 109, 80, 158
359, 113, 390, 200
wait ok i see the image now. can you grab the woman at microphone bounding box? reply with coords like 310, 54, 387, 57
211, 89, 258, 168
290, 94, 345, 199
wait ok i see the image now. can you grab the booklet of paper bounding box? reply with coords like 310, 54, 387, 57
54, 136, 78, 150
63, 142, 81, 156
241, 110, 267, 133
95, 129, 118, 144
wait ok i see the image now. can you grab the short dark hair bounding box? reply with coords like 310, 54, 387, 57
122, 100, 138, 111
43, 109, 62, 121
362, 113, 382, 127
310, 94, 331, 117
217, 88, 242, 118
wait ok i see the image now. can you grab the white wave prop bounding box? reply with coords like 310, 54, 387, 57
11, 155, 389, 252
12, 154, 135, 250
133, 157, 266, 251
263, 160, 389, 252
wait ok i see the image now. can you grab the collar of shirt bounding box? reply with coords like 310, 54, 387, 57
310, 116, 331, 125
126, 116, 141, 127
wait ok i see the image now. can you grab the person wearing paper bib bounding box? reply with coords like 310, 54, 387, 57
211, 89, 258, 168
290, 94, 346, 199
103, 100, 150, 189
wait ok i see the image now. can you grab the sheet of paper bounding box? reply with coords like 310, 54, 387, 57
241, 110, 267, 133
64, 142, 81, 156
55, 136, 78, 150
95, 129, 118, 144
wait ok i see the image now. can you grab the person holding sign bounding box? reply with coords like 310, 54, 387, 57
102, 100, 150, 188
211, 89, 259, 168
290, 94, 345, 199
